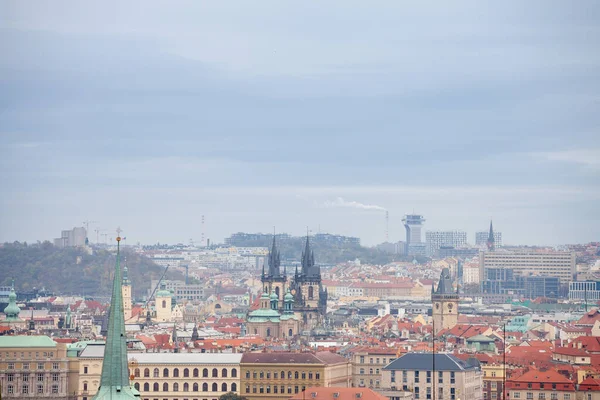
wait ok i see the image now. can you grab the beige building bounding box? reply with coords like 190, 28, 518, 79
382, 353, 483, 400
74, 342, 242, 400
350, 347, 399, 388
0, 336, 75, 400
481, 363, 506, 400
479, 250, 576, 285
506, 368, 575, 400
240, 351, 352, 400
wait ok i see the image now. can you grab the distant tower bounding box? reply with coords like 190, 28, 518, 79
261, 235, 286, 304
487, 220, 495, 252
402, 214, 426, 256
155, 283, 172, 322
431, 268, 459, 335
3, 280, 21, 323
122, 260, 132, 320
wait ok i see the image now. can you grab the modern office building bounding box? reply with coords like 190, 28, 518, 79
437, 246, 479, 259
481, 268, 561, 299
479, 250, 576, 286
402, 214, 425, 257
425, 231, 467, 257
569, 281, 600, 302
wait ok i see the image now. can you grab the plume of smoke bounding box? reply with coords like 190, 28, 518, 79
323, 197, 386, 212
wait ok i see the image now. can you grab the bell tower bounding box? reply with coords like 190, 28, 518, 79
432, 268, 459, 335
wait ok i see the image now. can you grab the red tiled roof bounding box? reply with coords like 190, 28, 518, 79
290, 387, 387, 400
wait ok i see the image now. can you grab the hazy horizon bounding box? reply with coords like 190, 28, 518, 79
1, 1, 599, 247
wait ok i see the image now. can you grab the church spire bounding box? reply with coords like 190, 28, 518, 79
487, 220, 495, 251
93, 234, 138, 400
301, 232, 313, 276
267, 234, 281, 277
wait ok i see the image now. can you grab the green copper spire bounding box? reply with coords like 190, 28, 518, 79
93, 236, 139, 399
3, 279, 21, 321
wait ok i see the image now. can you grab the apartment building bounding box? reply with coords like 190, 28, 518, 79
479, 251, 576, 285
426, 231, 467, 257
240, 352, 352, 400
482, 364, 505, 400
505, 368, 575, 400
349, 347, 398, 388
0, 336, 74, 400
382, 353, 483, 400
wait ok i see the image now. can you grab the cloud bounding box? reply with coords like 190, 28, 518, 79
537, 149, 600, 169
322, 197, 386, 212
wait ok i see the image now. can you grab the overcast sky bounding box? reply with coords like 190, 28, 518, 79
1, 1, 599, 247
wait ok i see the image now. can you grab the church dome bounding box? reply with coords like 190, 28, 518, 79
284, 290, 294, 302
260, 290, 270, 300
270, 291, 278, 300
3, 283, 21, 318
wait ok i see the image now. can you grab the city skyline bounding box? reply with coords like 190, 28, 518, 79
1, 1, 599, 247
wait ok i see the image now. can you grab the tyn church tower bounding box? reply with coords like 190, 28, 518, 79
261, 235, 287, 304
291, 235, 327, 329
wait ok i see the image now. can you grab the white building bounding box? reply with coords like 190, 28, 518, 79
475, 231, 502, 247
425, 231, 468, 257
54, 227, 87, 248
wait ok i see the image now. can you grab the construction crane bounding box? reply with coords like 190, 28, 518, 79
143, 264, 170, 326
94, 228, 105, 244
82, 220, 98, 241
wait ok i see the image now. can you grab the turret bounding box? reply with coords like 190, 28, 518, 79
3, 279, 21, 322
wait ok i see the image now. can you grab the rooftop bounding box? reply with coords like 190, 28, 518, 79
0, 335, 57, 348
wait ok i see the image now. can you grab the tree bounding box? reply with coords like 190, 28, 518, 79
219, 393, 247, 400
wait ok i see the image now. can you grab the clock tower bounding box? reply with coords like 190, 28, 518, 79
432, 267, 459, 335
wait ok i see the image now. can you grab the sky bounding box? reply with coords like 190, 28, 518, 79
1, 1, 599, 247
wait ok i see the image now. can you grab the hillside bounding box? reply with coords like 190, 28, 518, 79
0, 241, 184, 298
226, 236, 416, 265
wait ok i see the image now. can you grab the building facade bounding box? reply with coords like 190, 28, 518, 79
54, 227, 87, 248
426, 231, 468, 257
0, 336, 73, 400
240, 352, 351, 400
350, 347, 399, 388
505, 368, 575, 400
569, 281, 600, 302
76, 342, 243, 400
403, 215, 425, 256
382, 353, 483, 400
479, 251, 576, 286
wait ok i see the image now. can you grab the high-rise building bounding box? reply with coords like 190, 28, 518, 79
53, 227, 87, 248
402, 214, 425, 256
425, 231, 467, 257
479, 250, 576, 286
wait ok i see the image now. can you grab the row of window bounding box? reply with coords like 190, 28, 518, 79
390, 370, 456, 384
5, 384, 60, 394
133, 382, 237, 393
404, 385, 456, 400
510, 393, 570, 400
133, 367, 237, 379
6, 373, 60, 382
358, 368, 380, 375
2, 351, 55, 359
358, 356, 394, 364
245, 384, 305, 394
6, 362, 60, 370
245, 370, 321, 380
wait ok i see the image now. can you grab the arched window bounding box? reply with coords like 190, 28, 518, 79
134, 368, 140, 378
173, 368, 179, 377
134, 382, 140, 391
194, 382, 199, 392
266, 328, 271, 337
183, 368, 189, 377
275, 286, 280, 298
222, 368, 228, 378
245, 371, 250, 379
288, 371, 292, 379
163, 383, 168, 392
212, 368, 218, 377
143, 383, 149, 391
183, 383, 189, 392
289, 328, 293, 337
153, 382, 159, 392
254, 328, 257, 334
173, 382, 179, 392
193, 368, 199, 378
153, 368, 159, 378
232, 383, 237, 392
308, 286, 314, 299
162, 300, 166, 308
212, 382, 218, 392
281, 370, 285, 379
83, 382, 88, 391
202, 368, 208, 378
295, 371, 299, 379
144, 368, 150, 378
232, 368, 237, 378
222, 383, 228, 392
201, 383, 207, 392
163, 368, 169, 377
